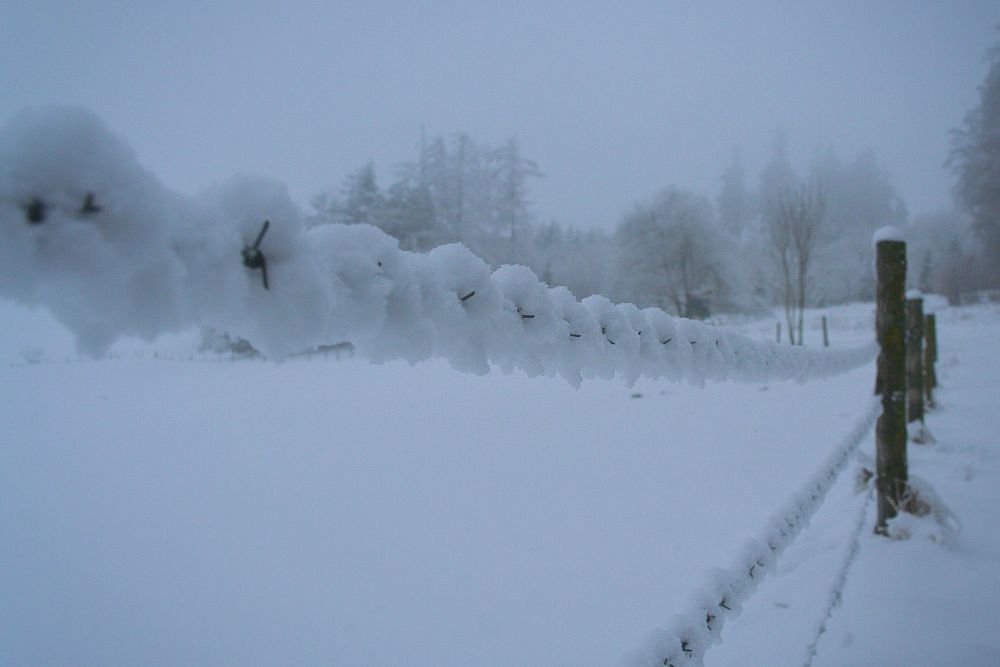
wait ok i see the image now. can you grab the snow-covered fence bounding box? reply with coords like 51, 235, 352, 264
625, 232, 936, 665
0, 108, 876, 386
1, 108, 897, 666
626, 400, 879, 667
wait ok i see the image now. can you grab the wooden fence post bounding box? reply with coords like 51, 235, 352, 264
906, 296, 925, 429
776, 321, 781, 344
924, 313, 937, 407
821, 316, 829, 347
875, 236, 907, 534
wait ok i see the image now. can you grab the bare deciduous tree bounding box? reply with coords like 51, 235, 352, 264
765, 182, 827, 345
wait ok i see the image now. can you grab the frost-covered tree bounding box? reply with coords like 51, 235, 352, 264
310, 162, 385, 228
377, 131, 442, 251
311, 132, 543, 265
426, 133, 492, 252
758, 131, 798, 224
950, 33, 1000, 284
764, 181, 827, 345
749, 136, 906, 307
531, 220, 563, 286
811, 147, 906, 303
485, 138, 541, 265
381, 179, 438, 251
560, 228, 614, 299
904, 209, 974, 299
615, 189, 731, 318
717, 146, 753, 237
526, 222, 612, 299
340, 162, 384, 227
938, 239, 967, 305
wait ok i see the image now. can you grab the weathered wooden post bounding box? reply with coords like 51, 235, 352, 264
906, 295, 925, 431
821, 316, 829, 347
776, 321, 782, 344
874, 230, 907, 534
924, 313, 938, 407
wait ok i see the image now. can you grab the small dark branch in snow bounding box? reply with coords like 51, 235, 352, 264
662, 337, 672, 345
601, 326, 615, 344
720, 599, 732, 611
459, 290, 475, 303
706, 612, 716, 629
681, 640, 692, 655
569, 333, 581, 338
748, 564, 756, 578
23, 197, 46, 224
516, 305, 535, 319
79, 192, 101, 215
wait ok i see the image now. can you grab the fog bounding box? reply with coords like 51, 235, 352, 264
3, 1, 996, 230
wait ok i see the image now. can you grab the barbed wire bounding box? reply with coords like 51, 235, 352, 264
802, 486, 874, 667
625, 398, 879, 667
0, 109, 877, 384
4, 201, 876, 385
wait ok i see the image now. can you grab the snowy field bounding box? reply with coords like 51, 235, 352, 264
1, 299, 998, 666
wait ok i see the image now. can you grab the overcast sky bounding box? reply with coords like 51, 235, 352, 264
3, 1, 997, 229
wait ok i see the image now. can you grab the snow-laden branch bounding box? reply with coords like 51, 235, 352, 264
0, 107, 874, 385
624, 398, 879, 667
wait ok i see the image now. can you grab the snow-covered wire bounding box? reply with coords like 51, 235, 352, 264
0, 107, 875, 385
802, 486, 874, 667
625, 398, 879, 667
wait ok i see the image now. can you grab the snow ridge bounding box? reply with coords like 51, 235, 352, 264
625, 398, 879, 667
0, 107, 874, 385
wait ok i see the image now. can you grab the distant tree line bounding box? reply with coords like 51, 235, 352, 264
309, 133, 540, 268
311, 109, 991, 326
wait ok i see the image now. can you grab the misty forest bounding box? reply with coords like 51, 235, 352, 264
307, 85, 995, 340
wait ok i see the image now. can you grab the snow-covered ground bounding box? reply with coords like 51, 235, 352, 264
1, 299, 998, 666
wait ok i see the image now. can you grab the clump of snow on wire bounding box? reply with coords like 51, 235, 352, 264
625, 399, 879, 667
0, 107, 874, 385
